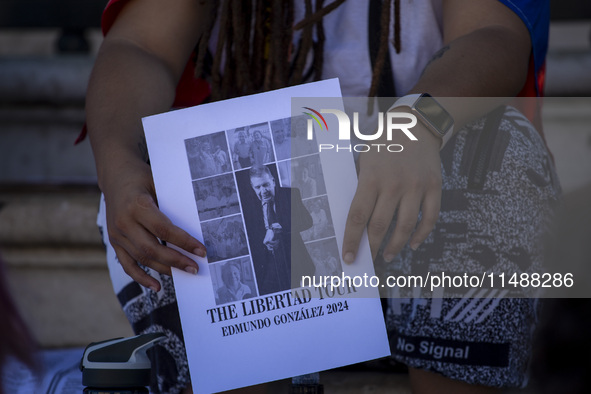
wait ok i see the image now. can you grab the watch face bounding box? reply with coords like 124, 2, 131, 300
415, 95, 454, 135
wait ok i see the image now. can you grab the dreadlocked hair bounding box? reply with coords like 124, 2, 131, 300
194, 0, 401, 101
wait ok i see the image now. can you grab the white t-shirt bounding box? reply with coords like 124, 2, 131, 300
208, 0, 444, 97
294, 0, 444, 97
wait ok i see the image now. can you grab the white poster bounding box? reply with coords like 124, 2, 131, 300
143, 79, 389, 394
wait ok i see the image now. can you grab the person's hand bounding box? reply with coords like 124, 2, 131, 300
342, 125, 442, 264
102, 159, 206, 292
263, 224, 282, 250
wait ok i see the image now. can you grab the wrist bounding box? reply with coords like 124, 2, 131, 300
96, 150, 152, 193
389, 93, 454, 150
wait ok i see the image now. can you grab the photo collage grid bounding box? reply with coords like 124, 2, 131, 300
184, 115, 342, 305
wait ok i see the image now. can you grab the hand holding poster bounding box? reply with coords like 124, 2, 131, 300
143, 79, 389, 393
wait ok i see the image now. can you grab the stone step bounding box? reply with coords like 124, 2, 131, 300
0, 56, 93, 104
0, 190, 101, 246
0, 187, 134, 348
0, 106, 96, 184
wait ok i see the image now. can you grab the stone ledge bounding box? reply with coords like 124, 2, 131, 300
0, 125, 97, 184
0, 56, 93, 104
1, 246, 106, 269
0, 192, 102, 245
0, 105, 85, 125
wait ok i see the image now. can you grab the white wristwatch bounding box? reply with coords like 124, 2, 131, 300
389, 93, 454, 149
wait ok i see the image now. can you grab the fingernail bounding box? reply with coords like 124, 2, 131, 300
410, 242, 420, 251
193, 248, 206, 257
343, 252, 355, 264
185, 266, 198, 275
383, 253, 394, 262
149, 285, 159, 292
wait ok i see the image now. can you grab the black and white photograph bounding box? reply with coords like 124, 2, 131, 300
247, 122, 275, 166
305, 238, 342, 278
192, 173, 240, 221
291, 154, 327, 199
301, 196, 335, 242
270, 118, 291, 161
228, 122, 275, 170
235, 164, 316, 295
185, 131, 231, 180
210, 257, 258, 305
227, 127, 253, 170
200, 214, 249, 263
290, 115, 319, 158
277, 160, 292, 187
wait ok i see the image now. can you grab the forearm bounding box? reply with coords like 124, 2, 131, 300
86, 0, 210, 194
86, 39, 179, 191
345, 0, 538, 264
409, 25, 531, 130
414, 25, 529, 97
